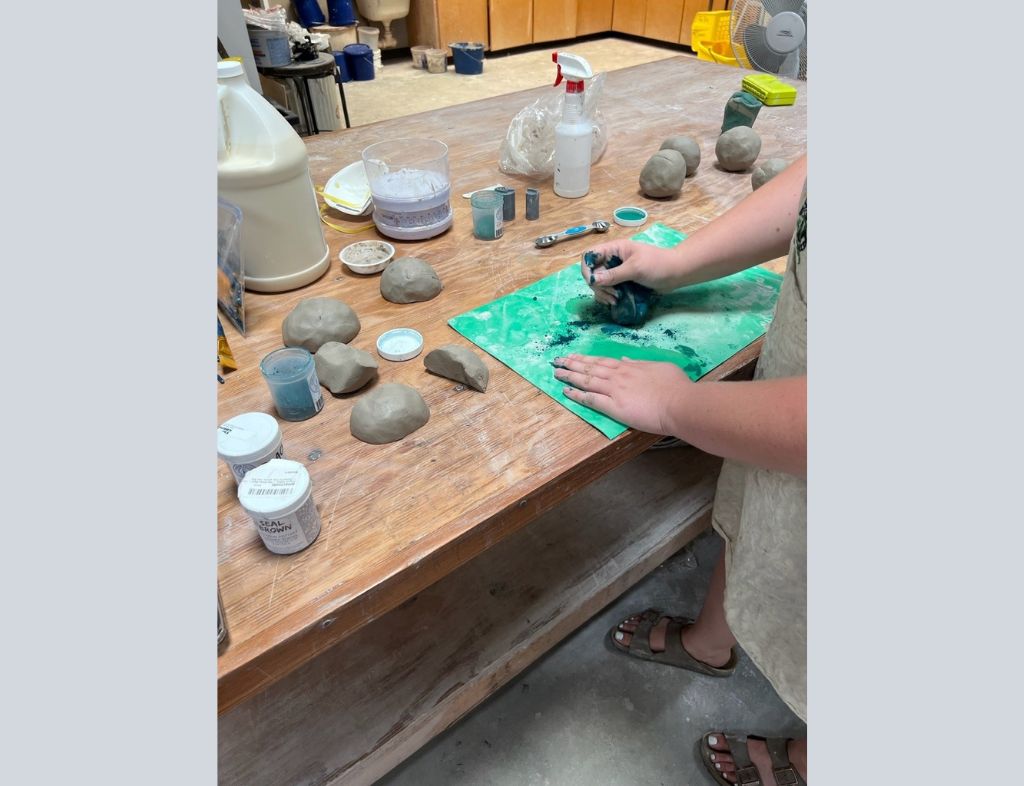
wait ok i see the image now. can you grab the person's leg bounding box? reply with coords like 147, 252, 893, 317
705, 734, 807, 784
614, 547, 736, 667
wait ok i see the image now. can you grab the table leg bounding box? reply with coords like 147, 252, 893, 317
300, 77, 319, 135
337, 77, 350, 129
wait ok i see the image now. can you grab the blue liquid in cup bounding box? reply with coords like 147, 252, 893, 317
260, 348, 324, 422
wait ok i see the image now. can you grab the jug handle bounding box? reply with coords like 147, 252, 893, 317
217, 87, 229, 161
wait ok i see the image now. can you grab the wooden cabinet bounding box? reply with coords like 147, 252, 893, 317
611, 0, 647, 36
437, 0, 489, 51
410, 0, 735, 53
489, 0, 533, 51
576, 0, 613, 36
680, 0, 718, 47
644, 0, 685, 43
533, 0, 578, 43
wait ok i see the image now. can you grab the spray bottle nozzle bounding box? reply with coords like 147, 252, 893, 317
552, 52, 563, 87
551, 51, 593, 89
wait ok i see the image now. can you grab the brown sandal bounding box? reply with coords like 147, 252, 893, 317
606, 608, 737, 677
699, 732, 806, 786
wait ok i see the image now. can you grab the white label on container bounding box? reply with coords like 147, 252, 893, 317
250, 495, 321, 555
494, 208, 503, 233
228, 444, 285, 485
308, 374, 324, 413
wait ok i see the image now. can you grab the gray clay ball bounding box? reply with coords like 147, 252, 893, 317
715, 126, 762, 172
639, 149, 686, 198
282, 297, 360, 353
751, 158, 789, 191
314, 341, 378, 395
659, 136, 701, 177
424, 345, 489, 392
380, 257, 443, 304
350, 383, 430, 444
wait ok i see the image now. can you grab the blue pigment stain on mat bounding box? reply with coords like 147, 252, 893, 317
448, 223, 783, 438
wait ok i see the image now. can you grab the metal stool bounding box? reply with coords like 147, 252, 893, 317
257, 52, 350, 134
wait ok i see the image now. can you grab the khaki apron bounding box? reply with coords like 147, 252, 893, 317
712, 183, 807, 721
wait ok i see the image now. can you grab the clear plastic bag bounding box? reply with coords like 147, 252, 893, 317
217, 199, 245, 335
498, 73, 608, 177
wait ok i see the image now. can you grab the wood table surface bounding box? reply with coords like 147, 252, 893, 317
217, 55, 807, 715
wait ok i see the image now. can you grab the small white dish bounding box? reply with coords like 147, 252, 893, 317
376, 328, 424, 361
340, 240, 395, 275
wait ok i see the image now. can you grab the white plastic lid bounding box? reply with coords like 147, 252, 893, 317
613, 206, 649, 227
377, 328, 424, 361
237, 459, 311, 518
217, 412, 282, 463
218, 61, 244, 79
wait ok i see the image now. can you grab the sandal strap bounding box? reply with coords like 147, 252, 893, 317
764, 738, 804, 786
662, 619, 686, 658
629, 609, 662, 656
724, 734, 754, 768
724, 735, 761, 785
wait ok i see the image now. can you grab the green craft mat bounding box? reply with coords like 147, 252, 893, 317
448, 223, 783, 438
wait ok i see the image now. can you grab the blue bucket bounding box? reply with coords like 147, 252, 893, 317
327, 0, 357, 26
450, 42, 485, 75
292, 0, 325, 29
344, 43, 375, 81
333, 51, 351, 83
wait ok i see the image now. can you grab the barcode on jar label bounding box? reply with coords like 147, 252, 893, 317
249, 487, 293, 496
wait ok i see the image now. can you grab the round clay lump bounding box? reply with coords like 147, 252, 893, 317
380, 257, 443, 304
751, 158, 789, 191
314, 341, 378, 395
282, 297, 360, 353
659, 136, 700, 177
424, 345, 489, 392
639, 149, 686, 198
350, 383, 430, 444
715, 126, 762, 172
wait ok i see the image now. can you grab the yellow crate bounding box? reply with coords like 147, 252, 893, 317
692, 11, 739, 68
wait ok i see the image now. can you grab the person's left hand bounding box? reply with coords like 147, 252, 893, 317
552, 353, 693, 436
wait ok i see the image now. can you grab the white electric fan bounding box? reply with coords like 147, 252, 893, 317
730, 0, 807, 80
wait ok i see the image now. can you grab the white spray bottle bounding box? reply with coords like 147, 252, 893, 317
551, 51, 595, 199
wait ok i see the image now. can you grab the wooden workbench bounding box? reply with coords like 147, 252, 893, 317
218, 56, 806, 785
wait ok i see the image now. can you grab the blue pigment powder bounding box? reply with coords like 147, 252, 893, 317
583, 251, 657, 327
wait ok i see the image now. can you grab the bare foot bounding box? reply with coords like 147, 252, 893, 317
613, 613, 733, 668
705, 733, 807, 784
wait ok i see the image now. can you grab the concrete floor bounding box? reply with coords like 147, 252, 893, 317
378, 527, 806, 786
344, 36, 691, 127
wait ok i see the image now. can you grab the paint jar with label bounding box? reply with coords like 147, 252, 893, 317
238, 459, 322, 555
471, 189, 503, 240
217, 412, 285, 485
260, 347, 324, 421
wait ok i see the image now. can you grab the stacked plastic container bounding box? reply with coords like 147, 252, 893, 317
357, 25, 383, 75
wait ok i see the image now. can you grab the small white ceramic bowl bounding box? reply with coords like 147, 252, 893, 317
339, 240, 396, 275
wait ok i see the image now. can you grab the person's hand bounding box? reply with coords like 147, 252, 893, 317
580, 240, 682, 305
552, 353, 693, 436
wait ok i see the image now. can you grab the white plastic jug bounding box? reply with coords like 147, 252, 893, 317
217, 61, 329, 293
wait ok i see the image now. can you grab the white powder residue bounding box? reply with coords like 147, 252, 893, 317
369, 166, 448, 199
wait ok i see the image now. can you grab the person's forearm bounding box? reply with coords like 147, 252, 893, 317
666, 377, 806, 476
665, 154, 807, 289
